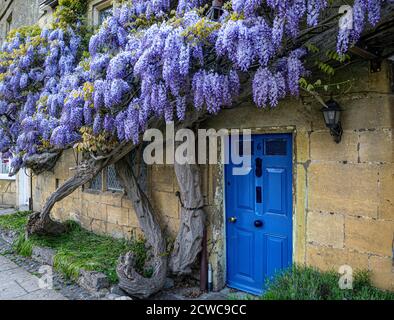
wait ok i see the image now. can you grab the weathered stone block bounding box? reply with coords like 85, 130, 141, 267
91, 219, 107, 236
0, 180, 11, 193
294, 164, 307, 264
78, 270, 110, 292
151, 165, 175, 192
79, 215, 93, 231
345, 216, 394, 257
378, 164, 394, 221
307, 211, 344, 248
122, 226, 134, 240
202, 100, 312, 131
128, 208, 139, 228
106, 222, 125, 239
296, 130, 310, 164
81, 191, 101, 203
100, 191, 123, 206
1, 192, 16, 207
359, 129, 392, 163
121, 196, 133, 209
10, 181, 16, 193
84, 202, 107, 221
152, 190, 179, 220
306, 244, 369, 271
309, 163, 379, 218
32, 246, 56, 266
340, 95, 393, 130
107, 205, 128, 226
369, 256, 394, 291
310, 130, 358, 162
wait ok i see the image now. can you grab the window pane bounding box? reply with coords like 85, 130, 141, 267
1, 159, 10, 174
89, 173, 102, 191
99, 6, 113, 25
107, 165, 123, 191
265, 139, 287, 156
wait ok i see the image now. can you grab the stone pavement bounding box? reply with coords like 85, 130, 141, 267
0, 208, 16, 216
0, 255, 67, 300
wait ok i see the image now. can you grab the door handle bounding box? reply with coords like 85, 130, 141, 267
228, 217, 237, 223
254, 220, 263, 228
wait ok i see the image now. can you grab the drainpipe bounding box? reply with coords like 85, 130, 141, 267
29, 170, 33, 211
200, 226, 208, 292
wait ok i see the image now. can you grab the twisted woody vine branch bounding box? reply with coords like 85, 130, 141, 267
0, 0, 391, 297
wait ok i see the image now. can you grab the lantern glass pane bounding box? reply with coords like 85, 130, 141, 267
335, 110, 341, 124
323, 110, 335, 126
327, 110, 335, 122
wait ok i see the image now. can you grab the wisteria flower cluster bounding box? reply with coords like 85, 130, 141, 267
0, 0, 387, 173
0, 24, 82, 170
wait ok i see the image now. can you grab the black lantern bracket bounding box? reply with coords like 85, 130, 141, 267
321, 99, 343, 144
329, 121, 343, 144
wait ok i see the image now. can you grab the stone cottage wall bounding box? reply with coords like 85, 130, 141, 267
0, 179, 16, 207
0, 0, 40, 44
0, 0, 40, 208
32, 60, 393, 291
32, 151, 141, 240
201, 60, 393, 291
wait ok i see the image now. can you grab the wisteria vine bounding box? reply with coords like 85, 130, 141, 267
0, 0, 388, 173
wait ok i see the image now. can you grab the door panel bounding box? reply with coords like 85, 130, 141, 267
235, 229, 254, 277
226, 134, 293, 295
264, 234, 288, 279
265, 168, 286, 214
236, 173, 255, 211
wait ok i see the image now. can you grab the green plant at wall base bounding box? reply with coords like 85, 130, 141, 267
0, 211, 31, 233
0, 213, 149, 283
14, 233, 34, 257
259, 266, 394, 300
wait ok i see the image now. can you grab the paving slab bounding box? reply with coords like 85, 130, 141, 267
0, 254, 67, 300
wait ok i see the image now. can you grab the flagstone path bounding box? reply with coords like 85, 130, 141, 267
0, 255, 67, 300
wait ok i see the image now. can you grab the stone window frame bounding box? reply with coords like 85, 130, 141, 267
0, 157, 14, 180
88, 0, 113, 26
5, 11, 12, 35
85, 165, 123, 193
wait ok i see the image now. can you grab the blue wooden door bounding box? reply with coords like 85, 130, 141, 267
225, 134, 293, 295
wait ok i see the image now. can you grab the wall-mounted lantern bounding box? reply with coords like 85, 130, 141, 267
321, 99, 343, 143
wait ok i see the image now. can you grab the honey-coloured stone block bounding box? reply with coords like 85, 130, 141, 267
307, 211, 344, 248
345, 216, 394, 257
309, 163, 379, 218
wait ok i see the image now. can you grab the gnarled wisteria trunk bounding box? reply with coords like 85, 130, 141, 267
26, 137, 145, 237
169, 161, 205, 275
114, 156, 167, 298
26, 158, 104, 236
